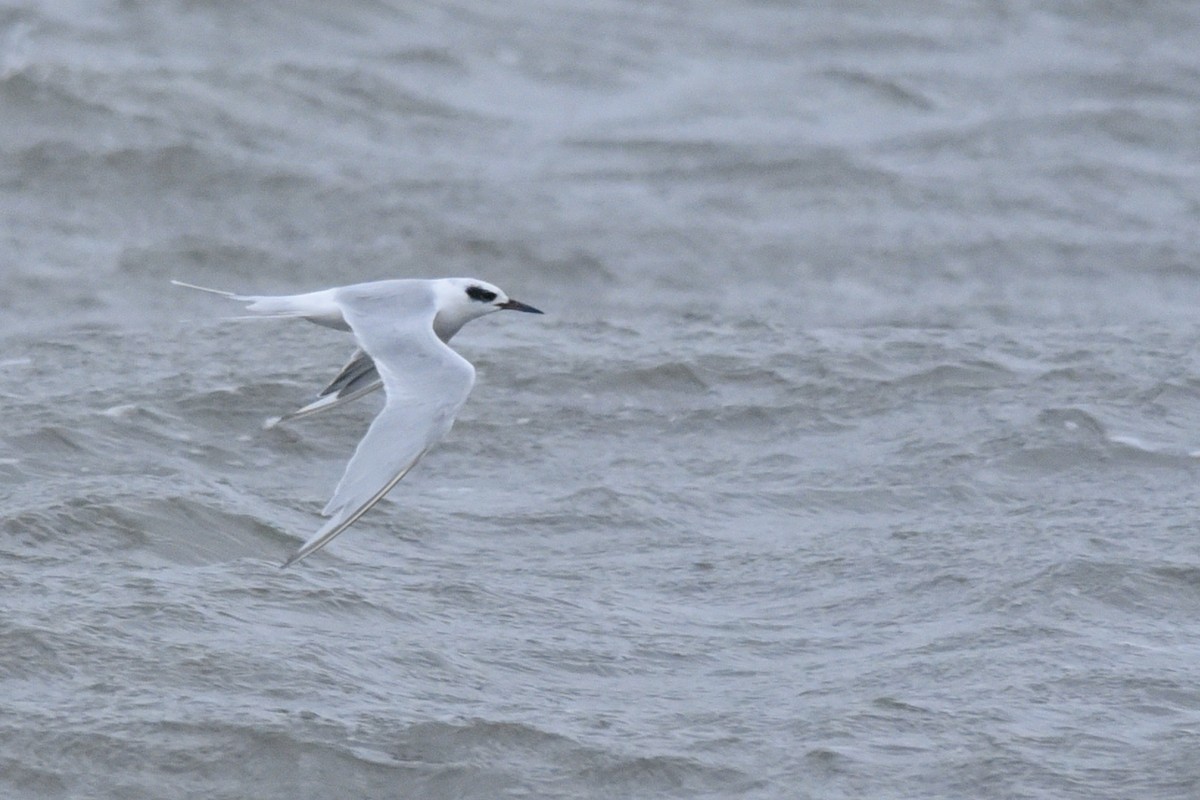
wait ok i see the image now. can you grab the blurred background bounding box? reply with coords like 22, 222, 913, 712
3, 2, 1200, 799
5, 0, 1198, 327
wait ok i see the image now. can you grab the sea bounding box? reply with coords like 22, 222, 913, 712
3, 1, 1200, 798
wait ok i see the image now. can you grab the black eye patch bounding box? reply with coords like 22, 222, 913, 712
466, 286, 498, 303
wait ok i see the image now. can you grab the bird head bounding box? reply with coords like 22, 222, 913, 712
432, 278, 543, 341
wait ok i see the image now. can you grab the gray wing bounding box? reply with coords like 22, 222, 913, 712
282, 286, 475, 567
319, 348, 380, 398
275, 294, 464, 425
273, 349, 384, 425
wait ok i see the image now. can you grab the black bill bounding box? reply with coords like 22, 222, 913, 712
499, 299, 544, 314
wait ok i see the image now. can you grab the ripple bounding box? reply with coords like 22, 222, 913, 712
2, 493, 279, 565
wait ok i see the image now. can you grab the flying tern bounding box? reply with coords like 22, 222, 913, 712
173, 277, 543, 567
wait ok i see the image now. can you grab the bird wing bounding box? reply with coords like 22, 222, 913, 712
318, 348, 380, 399
272, 348, 384, 425
282, 283, 475, 567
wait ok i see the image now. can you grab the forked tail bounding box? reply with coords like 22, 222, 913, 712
170, 279, 348, 327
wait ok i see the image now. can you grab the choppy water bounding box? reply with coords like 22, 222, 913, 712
4, 2, 1200, 798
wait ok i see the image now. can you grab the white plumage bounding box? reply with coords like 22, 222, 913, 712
174, 277, 543, 567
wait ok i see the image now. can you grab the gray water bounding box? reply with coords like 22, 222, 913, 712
3, 2, 1200, 798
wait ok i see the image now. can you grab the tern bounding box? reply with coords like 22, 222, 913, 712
173, 277, 543, 567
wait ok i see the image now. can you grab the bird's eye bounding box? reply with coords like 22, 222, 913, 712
466, 286, 498, 303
